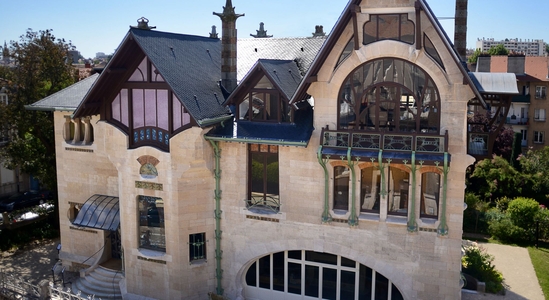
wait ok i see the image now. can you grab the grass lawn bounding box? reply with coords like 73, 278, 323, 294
528, 246, 549, 299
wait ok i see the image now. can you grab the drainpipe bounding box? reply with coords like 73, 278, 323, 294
209, 140, 224, 295
317, 147, 332, 223
438, 153, 449, 236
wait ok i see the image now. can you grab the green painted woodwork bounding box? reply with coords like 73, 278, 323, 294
407, 152, 418, 232
209, 140, 224, 295
346, 148, 359, 226
317, 147, 333, 223
438, 153, 450, 236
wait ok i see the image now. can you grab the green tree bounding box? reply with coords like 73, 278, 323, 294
468, 48, 483, 64
469, 156, 521, 201
545, 44, 549, 55
487, 44, 509, 56
518, 147, 549, 204
0, 29, 77, 190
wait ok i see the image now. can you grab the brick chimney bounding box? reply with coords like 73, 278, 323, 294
214, 0, 244, 94
454, 0, 468, 61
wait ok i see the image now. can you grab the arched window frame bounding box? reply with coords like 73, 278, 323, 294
338, 58, 441, 133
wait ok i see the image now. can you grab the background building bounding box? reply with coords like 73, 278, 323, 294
476, 38, 546, 56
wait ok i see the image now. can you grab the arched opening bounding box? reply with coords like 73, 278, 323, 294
244, 250, 404, 300
338, 58, 440, 133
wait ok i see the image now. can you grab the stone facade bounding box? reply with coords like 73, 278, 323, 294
50, 0, 481, 299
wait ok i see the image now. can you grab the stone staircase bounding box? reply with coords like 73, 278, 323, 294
71, 266, 123, 299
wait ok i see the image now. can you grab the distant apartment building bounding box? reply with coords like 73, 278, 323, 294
95, 52, 108, 59
476, 38, 546, 56
475, 55, 549, 150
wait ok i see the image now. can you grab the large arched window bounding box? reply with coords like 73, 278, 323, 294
245, 250, 404, 300
338, 58, 440, 133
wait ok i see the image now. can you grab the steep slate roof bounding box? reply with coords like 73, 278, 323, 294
258, 60, 303, 100
25, 74, 99, 111
290, 0, 487, 107
205, 105, 314, 147
227, 59, 303, 105
73, 28, 232, 127
237, 37, 326, 81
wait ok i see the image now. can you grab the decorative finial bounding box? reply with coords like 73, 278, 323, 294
213, 0, 244, 22
312, 25, 326, 37
131, 17, 156, 30
210, 25, 219, 39
250, 22, 273, 38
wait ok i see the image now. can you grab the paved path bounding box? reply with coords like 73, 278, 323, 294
462, 243, 545, 300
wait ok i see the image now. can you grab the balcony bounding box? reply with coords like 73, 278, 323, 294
319, 128, 449, 165
506, 117, 529, 125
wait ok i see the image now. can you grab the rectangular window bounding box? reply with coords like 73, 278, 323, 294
360, 167, 380, 213
536, 86, 546, 99
521, 129, 528, 147
138, 196, 165, 251
333, 166, 349, 210
534, 131, 545, 144
189, 233, 206, 262
420, 172, 440, 219
535, 109, 546, 121
387, 167, 409, 216
247, 144, 279, 212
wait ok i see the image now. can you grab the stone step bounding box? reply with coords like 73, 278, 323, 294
95, 266, 124, 279
71, 266, 123, 300
73, 280, 122, 300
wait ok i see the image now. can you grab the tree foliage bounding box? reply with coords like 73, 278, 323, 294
0, 29, 77, 190
518, 147, 549, 204
469, 156, 523, 201
487, 44, 509, 56
468, 48, 484, 64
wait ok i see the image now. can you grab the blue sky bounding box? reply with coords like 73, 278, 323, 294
1, 0, 548, 59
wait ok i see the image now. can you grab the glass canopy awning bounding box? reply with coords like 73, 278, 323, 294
73, 194, 120, 231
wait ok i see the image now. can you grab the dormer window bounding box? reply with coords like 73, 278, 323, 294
237, 75, 292, 123
107, 57, 191, 152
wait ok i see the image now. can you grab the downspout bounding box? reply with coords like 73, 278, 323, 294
346, 148, 358, 226
438, 152, 449, 236
317, 146, 332, 223
408, 151, 418, 232
209, 140, 224, 295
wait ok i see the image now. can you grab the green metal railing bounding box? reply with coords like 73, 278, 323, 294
320, 128, 448, 154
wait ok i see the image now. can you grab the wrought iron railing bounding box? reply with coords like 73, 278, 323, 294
245, 195, 281, 214
0, 269, 41, 299
320, 127, 448, 154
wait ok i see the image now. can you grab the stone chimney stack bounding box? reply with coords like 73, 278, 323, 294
214, 0, 244, 94
454, 0, 468, 61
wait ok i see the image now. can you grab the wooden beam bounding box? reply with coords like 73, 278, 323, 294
415, 1, 422, 50
352, 5, 360, 50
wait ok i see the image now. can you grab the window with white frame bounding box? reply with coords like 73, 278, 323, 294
521, 129, 528, 147
535, 109, 546, 121
245, 250, 404, 299
534, 131, 545, 144
536, 86, 547, 99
